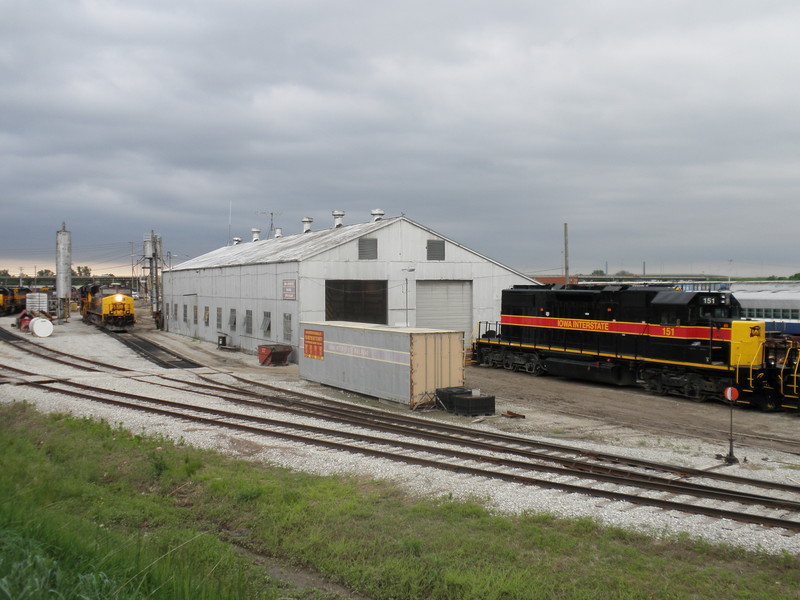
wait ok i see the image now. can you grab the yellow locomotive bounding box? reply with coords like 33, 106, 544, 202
0, 286, 30, 315
78, 283, 136, 331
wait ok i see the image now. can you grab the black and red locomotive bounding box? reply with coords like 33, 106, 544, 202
474, 284, 800, 411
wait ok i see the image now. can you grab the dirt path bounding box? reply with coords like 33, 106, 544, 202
465, 365, 800, 454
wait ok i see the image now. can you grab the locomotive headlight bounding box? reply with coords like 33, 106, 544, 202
115, 294, 123, 302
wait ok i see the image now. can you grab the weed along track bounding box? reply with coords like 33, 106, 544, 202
3, 321, 800, 553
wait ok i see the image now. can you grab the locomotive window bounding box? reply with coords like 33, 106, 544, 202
699, 305, 729, 320
660, 310, 678, 326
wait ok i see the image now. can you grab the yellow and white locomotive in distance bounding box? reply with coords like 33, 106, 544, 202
78, 282, 135, 331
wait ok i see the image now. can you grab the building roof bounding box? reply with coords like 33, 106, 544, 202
169, 214, 536, 283
170, 217, 400, 271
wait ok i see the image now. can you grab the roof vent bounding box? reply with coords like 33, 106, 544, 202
232, 237, 242, 245
371, 209, 385, 222
302, 217, 313, 233
274, 227, 282, 238
251, 228, 261, 242
332, 209, 345, 228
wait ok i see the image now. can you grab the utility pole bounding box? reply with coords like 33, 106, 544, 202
563, 223, 569, 285
144, 231, 163, 328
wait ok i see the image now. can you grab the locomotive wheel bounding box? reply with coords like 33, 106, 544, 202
683, 381, 703, 402
643, 374, 665, 395
502, 355, 515, 371
524, 357, 545, 376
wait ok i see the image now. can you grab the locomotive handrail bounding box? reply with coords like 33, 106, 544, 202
746, 341, 766, 391
778, 345, 800, 399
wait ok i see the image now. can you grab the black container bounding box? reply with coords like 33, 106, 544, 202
451, 393, 495, 417
435, 386, 471, 412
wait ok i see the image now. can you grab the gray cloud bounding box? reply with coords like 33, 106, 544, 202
2, 0, 799, 279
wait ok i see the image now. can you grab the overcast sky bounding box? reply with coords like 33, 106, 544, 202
2, 1, 799, 279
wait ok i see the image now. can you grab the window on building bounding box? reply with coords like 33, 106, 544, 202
283, 313, 292, 342
358, 238, 378, 260
245, 310, 253, 334
203, 306, 209, 326
325, 280, 388, 324
216, 307, 222, 329
173, 303, 178, 320
229, 309, 237, 331
427, 239, 445, 261
165, 303, 169, 319
193, 305, 198, 325
183, 304, 188, 322
261, 312, 272, 336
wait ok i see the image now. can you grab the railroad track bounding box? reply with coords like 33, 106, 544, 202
3, 326, 800, 535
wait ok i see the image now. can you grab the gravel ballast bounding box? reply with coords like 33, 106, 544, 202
2, 314, 799, 556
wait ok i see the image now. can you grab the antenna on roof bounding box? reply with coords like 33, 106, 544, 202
257, 210, 282, 237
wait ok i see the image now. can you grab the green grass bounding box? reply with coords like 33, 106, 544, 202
1, 401, 798, 599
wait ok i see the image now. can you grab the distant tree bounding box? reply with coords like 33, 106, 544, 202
615, 270, 634, 277
790, 273, 800, 280
72, 266, 92, 277
0, 269, 9, 277
37, 269, 54, 277
590, 269, 606, 276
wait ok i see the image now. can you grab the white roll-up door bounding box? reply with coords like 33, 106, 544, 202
416, 280, 473, 346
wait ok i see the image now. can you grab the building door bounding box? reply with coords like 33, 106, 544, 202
416, 280, 473, 346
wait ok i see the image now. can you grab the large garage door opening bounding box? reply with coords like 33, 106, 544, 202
325, 280, 388, 324
416, 280, 473, 346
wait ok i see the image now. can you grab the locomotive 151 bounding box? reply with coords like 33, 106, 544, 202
474, 285, 800, 411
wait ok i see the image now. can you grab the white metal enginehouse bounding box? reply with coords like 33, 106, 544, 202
162, 210, 536, 361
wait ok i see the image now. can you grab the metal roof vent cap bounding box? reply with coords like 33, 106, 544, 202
301, 217, 313, 233
232, 237, 242, 245
332, 210, 345, 228
274, 227, 282, 238
251, 228, 261, 242
371, 209, 385, 222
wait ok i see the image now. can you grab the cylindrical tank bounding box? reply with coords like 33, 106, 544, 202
30, 317, 54, 338
56, 223, 72, 300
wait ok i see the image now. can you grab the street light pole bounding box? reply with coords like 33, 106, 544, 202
402, 267, 415, 327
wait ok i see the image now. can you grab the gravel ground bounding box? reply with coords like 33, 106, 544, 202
2, 311, 800, 556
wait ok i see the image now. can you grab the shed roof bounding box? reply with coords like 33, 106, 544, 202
170, 217, 400, 271
169, 215, 536, 282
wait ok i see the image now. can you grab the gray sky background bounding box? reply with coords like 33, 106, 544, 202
2, 1, 799, 279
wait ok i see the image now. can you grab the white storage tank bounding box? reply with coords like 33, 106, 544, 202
30, 317, 54, 338
26, 293, 50, 313
299, 321, 464, 407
